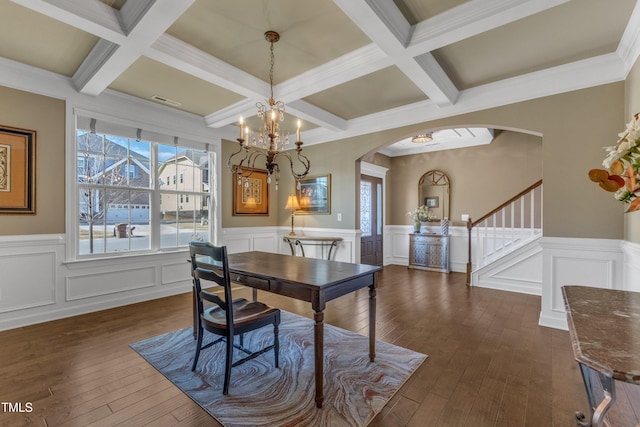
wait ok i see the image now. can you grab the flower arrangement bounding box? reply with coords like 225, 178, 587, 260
589, 112, 640, 212
407, 205, 435, 222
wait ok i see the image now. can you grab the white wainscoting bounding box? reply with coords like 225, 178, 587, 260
2, 231, 634, 332
622, 241, 640, 293
538, 237, 624, 330
221, 226, 360, 263
0, 234, 194, 331
472, 239, 542, 296
0, 227, 361, 331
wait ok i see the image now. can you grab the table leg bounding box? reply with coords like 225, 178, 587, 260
313, 309, 324, 408
369, 284, 376, 362
575, 363, 616, 427
328, 241, 338, 260
285, 239, 295, 256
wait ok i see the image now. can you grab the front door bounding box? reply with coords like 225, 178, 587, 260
360, 174, 383, 265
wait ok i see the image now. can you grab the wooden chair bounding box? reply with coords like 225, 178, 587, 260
189, 241, 280, 394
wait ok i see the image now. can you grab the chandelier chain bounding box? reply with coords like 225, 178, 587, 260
269, 40, 275, 101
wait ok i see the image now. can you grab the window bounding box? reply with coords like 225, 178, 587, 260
158, 146, 210, 249
75, 123, 211, 258
77, 158, 85, 176
124, 164, 137, 179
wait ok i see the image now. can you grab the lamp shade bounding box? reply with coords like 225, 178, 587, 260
285, 194, 300, 210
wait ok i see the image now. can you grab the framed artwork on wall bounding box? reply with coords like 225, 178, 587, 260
232, 166, 269, 215
0, 125, 36, 214
295, 174, 331, 214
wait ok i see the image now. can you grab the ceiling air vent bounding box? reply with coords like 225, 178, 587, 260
150, 95, 182, 107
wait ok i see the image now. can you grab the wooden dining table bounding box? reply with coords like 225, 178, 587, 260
193, 251, 381, 408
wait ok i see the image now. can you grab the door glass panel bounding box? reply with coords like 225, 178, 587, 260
360, 181, 372, 237
377, 183, 382, 235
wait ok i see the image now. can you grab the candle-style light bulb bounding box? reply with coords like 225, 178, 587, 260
296, 119, 301, 141
239, 117, 244, 140
244, 126, 250, 147
270, 110, 276, 134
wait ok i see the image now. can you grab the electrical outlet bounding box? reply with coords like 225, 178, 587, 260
337, 213, 342, 221
461, 214, 469, 222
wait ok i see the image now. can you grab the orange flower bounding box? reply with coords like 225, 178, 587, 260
629, 197, 640, 212
588, 169, 624, 192
624, 165, 637, 192
610, 160, 624, 175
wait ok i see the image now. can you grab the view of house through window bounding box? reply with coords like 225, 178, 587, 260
76, 127, 210, 257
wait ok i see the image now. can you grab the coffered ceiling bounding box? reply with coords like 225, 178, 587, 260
1, 0, 639, 148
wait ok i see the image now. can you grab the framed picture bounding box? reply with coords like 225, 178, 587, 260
295, 174, 331, 214
232, 166, 269, 215
425, 196, 439, 208
0, 125, 36, 214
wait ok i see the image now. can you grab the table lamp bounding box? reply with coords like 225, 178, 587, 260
285, 194, 300, 236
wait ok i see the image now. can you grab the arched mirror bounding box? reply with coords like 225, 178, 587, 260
418, 170, 450, 221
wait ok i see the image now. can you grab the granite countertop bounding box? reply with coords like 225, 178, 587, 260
562, 285, 640, 384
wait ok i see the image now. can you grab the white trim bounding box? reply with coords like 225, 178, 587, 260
538, 237, 624, 331
360, 161, 389, 178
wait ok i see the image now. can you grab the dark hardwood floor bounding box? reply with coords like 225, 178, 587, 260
0, 265, 637, 426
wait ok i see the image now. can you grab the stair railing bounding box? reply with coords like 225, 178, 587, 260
466, 180, 543, 284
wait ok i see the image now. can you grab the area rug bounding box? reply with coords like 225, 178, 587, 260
130, 311, 426, 427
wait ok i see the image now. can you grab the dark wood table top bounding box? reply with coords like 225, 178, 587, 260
562, 285, 640, 384
227, 251, 381, 288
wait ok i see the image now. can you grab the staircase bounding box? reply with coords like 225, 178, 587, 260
466, 180, 543, 293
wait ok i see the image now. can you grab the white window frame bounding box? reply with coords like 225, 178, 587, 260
66, 109, 219, 262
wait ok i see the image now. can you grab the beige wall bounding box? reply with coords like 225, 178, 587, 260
1, 80, 627, 240
389, 131, 542, 226
0, 86, 65, 235
253, 82, 624, 239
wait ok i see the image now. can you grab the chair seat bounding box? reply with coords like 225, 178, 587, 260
202, 298, 279, 330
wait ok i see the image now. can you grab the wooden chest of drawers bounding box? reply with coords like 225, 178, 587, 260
408, 233, 450, 273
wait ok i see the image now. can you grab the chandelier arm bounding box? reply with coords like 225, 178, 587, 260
277, 151, 311, 180
227, 142, 247, 173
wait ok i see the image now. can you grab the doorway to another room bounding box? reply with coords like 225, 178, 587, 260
360, 174, 383, 266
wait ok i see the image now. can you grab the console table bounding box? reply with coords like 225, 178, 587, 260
408, 233, 450, 273
283, 235, 343, 260
562, 285, 640, 427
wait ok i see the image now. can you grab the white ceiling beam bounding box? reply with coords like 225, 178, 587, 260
10, 0, 125, 43
407, 0, 571, 55
204, 101, 256, 129
401, 53, 459, 106
72, 0, 195, 96
617, 0, 640, 75
303, 53, 627, 145
148, 34, 269, 99
332, 0, 458, 106
276, 43, 392, 102
286, 100, 347, 132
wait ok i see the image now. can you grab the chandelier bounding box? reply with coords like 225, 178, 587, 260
412, 133, 433, 143
227, 30, 311, 191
